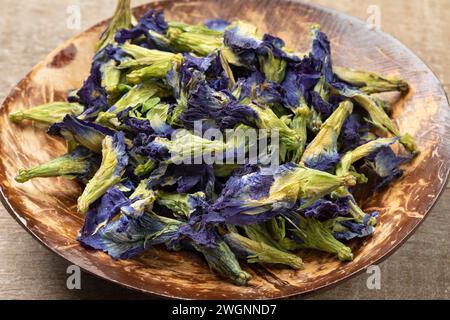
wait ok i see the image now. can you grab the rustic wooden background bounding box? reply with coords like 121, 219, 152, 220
0, 0, 449, 300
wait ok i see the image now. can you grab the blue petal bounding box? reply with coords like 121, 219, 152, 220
339, 113, 369, 152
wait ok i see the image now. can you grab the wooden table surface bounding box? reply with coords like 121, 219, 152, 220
0, 0, 449, 300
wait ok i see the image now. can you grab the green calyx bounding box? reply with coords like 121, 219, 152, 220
10, 102, 84, 125
96, 0, 133, 52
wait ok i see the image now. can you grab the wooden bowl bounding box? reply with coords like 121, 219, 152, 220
1, 0, 449, 300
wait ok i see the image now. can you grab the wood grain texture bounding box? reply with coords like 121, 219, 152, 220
0, 0, 450, 300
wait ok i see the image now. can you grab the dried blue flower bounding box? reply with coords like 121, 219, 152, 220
77, 132, 129, 213
156, 191, 207, 219
333, 213, 377, 241
96, 0, 132, 51
79, 212, 182, 259
115, 9, 169, 50
210, 163, 356, 225
224, 231, 303, 269
204, 19, 231, 32
302, 196, 351, 221
9, 102, 84, 125
48, 115, 115, 153
223, 21, 261, 69
301, 101, 353, 171
15, 147, 100, 184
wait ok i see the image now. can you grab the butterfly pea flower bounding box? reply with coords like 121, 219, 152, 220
96, 81, 169, 125
9, 102, 84, 125
310, 24, 333, 83
134, 159, 155, 177
96, 0, 133, 52
117, 179, 156, 219
74, 50, 108, 119
126, 62, 179, 84
74, 46, 126, 120
235, 70, 265, 101
333, 138, 399, 227
257, 34, 288, 83
146, 130, 227, 164
143, 162, 216, 198
373, 96, 393, 115
79, 211, 183, 260
290, 216, 354, 261
100, 60, 122, 96
301, 100, 353, 171
243, 222, 286, 250
334, 66, 409, 95
360, 146, 406, 191
121, 194, 156, 218
289, 105, 310, 162
222, 21, 261, 68
191, 240, 252, 286
303, 25, 335, 119
155, 191, 207, 219
267, 216, 286, 243
115, 8, 170, 50
48, 115, 115, 153
334, 83, 419, 154
339, 113, 370, 152
336, 137, 400, 176
211, 163, 356, 226
166, 68, 206, 127
119, 45, 182, 84
118, 43, 183, 68
145, 124, 252, 166
128, 101, 174, 137
77, 132, 129, 213
224, 232, 304, 269
333, 213, 377, 241
301, 196, 351, 221
15, 147, 99, 184
218, 50, 236, 89
311, 76, 334, 117
204, 19, 231, 32
244, 101, 303, 151
179, 81, 233, 129
81, 181, 155, 244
